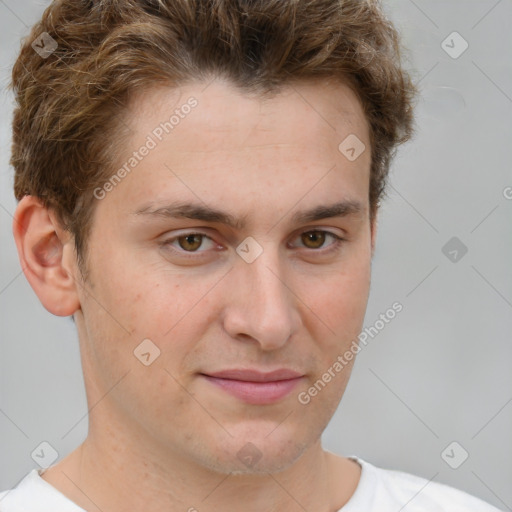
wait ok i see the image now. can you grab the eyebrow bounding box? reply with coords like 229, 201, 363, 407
133, 199, 364, 230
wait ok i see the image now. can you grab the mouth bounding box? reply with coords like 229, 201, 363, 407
199, 368, 305, 405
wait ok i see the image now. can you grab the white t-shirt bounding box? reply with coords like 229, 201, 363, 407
0, 456, 503, 511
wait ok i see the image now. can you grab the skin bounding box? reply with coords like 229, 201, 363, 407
13, 77, 376, 512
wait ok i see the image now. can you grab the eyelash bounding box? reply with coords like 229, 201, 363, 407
160, 230, 346, 259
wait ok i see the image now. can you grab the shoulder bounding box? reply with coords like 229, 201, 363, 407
343, 456, 503, 512
0, 469, 86, 512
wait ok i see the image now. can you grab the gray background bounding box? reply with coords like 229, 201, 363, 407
0, 0, 511, 509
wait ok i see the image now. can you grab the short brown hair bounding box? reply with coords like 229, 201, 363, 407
11, 0, 418, 273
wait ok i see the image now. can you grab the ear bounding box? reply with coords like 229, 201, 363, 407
370, 212, 378, 258
12, 196, 80, 317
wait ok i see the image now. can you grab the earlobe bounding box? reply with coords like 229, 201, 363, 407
12, 196, 80, 317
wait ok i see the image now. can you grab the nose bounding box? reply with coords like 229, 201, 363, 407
222, 246, 301, 351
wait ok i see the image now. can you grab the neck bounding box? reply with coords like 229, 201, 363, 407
41, 419, 360, 512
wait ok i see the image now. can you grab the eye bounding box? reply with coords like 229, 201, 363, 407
162, 232, 216, 253
292, 230, 345, 252
160, 229, 345, 260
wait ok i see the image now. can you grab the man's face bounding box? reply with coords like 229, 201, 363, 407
73, 78, 375, 474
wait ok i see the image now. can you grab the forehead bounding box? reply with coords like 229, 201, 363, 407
124, 77, 369, 153
98, 78, 372, 226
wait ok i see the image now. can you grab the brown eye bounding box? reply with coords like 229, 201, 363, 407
177, 234, 204, 251
301, 231, 327, 249
291, 230, 345, 254
161, 231, 218, 259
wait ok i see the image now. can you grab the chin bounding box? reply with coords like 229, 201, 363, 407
194, 431, 313, 476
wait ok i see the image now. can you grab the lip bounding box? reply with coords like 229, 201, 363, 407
200, 368, 304, 405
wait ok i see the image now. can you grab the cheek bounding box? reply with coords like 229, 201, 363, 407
93, 268, 220, 373
305, 259, 371, 343
89, 263, 174, 333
